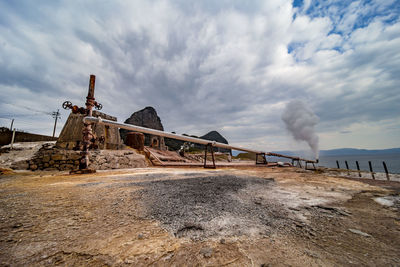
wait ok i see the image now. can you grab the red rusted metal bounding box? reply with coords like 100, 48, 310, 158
65, 75, 103, 174
256, 153, 268, 165
78, 75, 96, 172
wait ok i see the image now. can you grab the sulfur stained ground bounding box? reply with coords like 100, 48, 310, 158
0, 167, 399, 266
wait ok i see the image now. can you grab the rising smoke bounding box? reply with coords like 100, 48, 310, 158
281, 100, 319, 158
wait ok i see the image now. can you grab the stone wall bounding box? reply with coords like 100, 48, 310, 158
27, 143, 147, 171
0, 127, 57, 146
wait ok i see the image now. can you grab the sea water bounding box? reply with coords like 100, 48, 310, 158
318, 153, 400, 174
268, 153, 400, 174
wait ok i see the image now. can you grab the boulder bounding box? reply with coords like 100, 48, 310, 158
120, 107, 166, 150
195, 131, 231, 153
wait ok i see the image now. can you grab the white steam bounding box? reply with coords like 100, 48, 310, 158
281, 100, 319, 158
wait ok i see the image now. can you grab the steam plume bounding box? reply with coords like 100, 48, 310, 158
281, 100, 319, 158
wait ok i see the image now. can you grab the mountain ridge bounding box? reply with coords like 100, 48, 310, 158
271, 148, 400, 157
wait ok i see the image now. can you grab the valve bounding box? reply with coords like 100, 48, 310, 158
62, 101, 88, 114
98, 136, 105, 143
94, 102, 102, 110
62, 101, 73, 110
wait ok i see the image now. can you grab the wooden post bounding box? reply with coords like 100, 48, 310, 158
336, 160, 340, 169
10, 119, 14, 131
10, 128, 16, 149
345, 160, 349, 174
356, 161, 361, 177
369, 161, 375, 180
204, 143, 216, 169
382, 161, 390, 181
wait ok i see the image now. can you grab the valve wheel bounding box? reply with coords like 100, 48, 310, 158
62, 101, 72, 110
95, 103, 103, 110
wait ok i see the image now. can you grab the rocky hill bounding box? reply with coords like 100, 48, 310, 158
120, 106, 164, 146
195, 131, 231, 153
120, 107, 230, 153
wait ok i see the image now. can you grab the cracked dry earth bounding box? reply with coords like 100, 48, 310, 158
0, 167, 399, 266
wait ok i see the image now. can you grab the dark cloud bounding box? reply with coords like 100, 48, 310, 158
0, 0, 399, 150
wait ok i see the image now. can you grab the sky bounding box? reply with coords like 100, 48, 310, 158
0, 0, 399, 153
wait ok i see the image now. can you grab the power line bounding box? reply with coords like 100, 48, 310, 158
0, 113, 50, 118
1, 102, 53, 115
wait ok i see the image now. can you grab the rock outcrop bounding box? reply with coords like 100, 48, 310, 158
120, 107, 231, 153
166, 130, 231, 153
196, 131, 231, 153
120, 107, 166, 150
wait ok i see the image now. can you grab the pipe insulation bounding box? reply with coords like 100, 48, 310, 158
83, 116, 318, 163
83, 116, 264, 154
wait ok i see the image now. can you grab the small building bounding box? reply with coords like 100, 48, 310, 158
56, 111, 123, 150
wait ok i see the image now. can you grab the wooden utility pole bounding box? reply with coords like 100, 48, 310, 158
51, 109, 61, 137
10, 119, 14, 131
10, 128, 16, 149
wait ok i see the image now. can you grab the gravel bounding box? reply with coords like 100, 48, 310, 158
134, 174, 292, 240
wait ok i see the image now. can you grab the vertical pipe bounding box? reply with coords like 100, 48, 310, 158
80, 75, 96, 171
369, 161, 375, 180
356, 161, 361, 177
382, 161, 390, 181
10, 128, 16, 149
336, 160, 340, 169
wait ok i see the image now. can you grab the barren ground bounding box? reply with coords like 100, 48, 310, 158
0, 167, 399, 266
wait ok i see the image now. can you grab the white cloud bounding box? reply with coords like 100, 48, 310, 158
0, 0, 399, 152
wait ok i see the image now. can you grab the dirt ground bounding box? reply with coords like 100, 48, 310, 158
0, 166, 399, 266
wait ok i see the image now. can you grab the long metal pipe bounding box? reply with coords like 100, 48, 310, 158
83, 116, 264, 154
266, 152, 318, 163
83, 116, 318, 163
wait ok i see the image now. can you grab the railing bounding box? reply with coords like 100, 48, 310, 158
336, 160, 391, 181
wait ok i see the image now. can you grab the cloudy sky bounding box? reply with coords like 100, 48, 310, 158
0, 0, 399, 152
